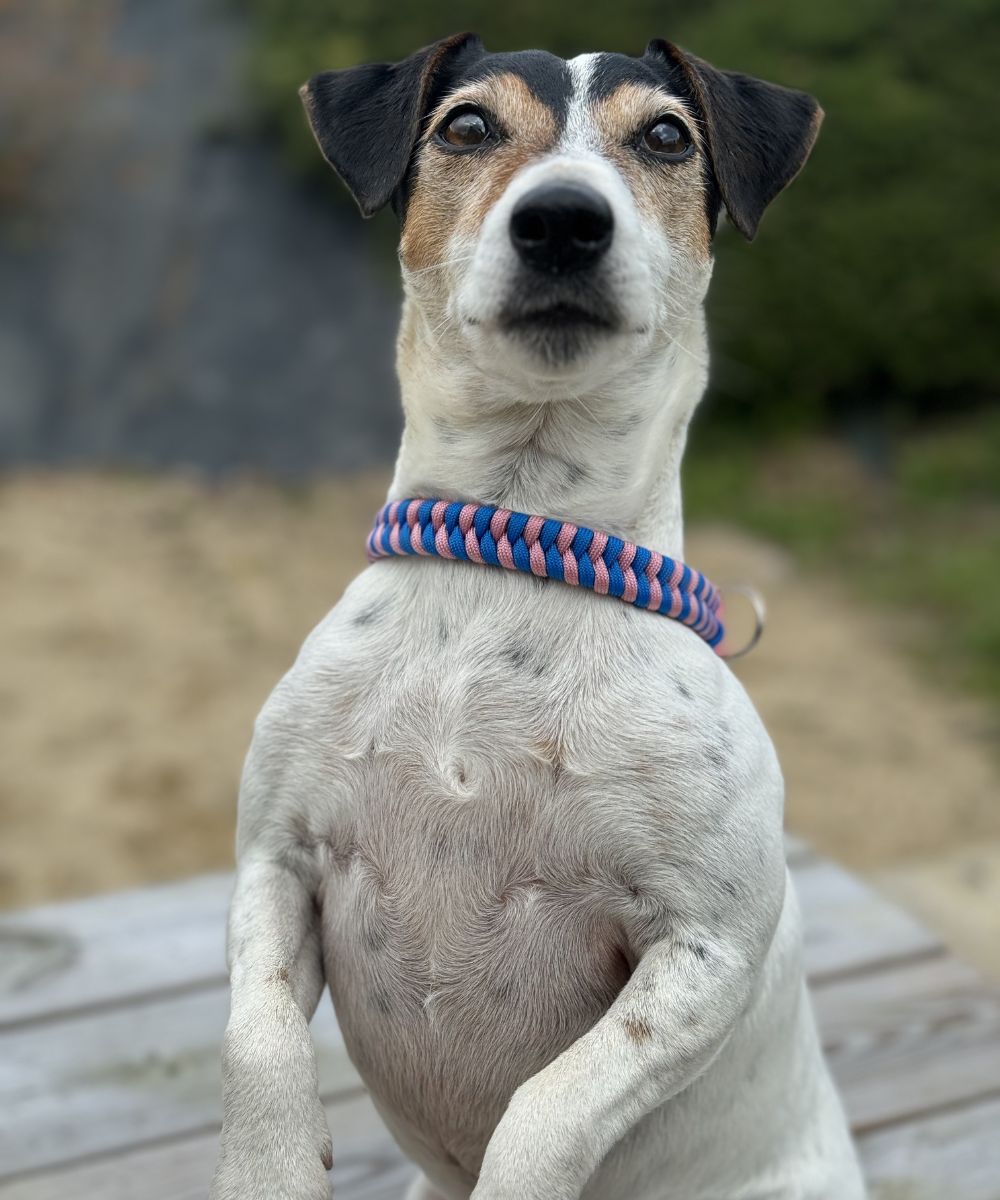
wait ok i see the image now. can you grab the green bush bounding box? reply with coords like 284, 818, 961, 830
244, 0, 1000, 431
686, 412, 1000, 710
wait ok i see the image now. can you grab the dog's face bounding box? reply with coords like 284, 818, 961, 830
400, 51, 714, 379
302, 37, 821, 385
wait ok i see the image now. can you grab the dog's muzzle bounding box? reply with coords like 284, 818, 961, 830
509, 183, 614, 275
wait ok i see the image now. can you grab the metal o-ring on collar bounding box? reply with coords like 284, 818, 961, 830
718, 584, 767, 660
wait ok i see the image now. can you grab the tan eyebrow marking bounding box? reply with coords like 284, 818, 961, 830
590, 81, 712, 261
424, 73, 560, 149
402, 73, 561, 272
589, 82, 701, 150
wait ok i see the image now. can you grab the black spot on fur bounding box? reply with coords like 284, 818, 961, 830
675, 678, 694, 701
370, 988, 392, 1014
564, 460, 589, 486
609, 410, 644, 438
353, 601, 385, 627
629, 972, 657, 998
287, 809, 315, 852
488, 978, 517, 1009
431, 414, 461, 446
503, 641, 532, 670
361, 920, 388, 953
437, 615, 449, 646
721, 879, 738, 898
502, 639, 548, 678
706, 747, 727, 770
686, 940, 709, 962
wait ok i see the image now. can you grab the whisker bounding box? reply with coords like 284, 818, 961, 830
406, 254, 478, 277
566, 392, 612, 438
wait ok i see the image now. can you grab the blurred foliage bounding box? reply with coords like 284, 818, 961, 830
686, 411, 1000, 710
244, 0, 1000, 432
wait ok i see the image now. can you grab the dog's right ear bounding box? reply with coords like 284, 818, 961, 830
300, 32, 484, 218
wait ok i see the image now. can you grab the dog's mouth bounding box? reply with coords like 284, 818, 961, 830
501, 301, 615, 334
497, 290, 620, 366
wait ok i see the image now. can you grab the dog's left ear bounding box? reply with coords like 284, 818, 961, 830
644, 40, 823, 240
300, 32, 484, 218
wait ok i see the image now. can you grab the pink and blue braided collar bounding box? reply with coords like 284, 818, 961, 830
367, 498, 727, 653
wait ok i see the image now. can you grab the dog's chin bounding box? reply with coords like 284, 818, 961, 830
500, 303, 613, 364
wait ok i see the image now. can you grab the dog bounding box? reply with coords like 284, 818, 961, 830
210, 33, 867, 1200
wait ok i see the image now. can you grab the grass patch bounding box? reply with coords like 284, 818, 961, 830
686, 412, 1000, 712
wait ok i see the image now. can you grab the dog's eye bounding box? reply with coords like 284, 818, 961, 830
437, 108, 492, 151
641, 116, 693, 160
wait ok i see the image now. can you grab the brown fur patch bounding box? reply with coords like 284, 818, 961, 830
590, 82, 712, 261
400, 73, 560, 272
622, 1014, 654, 1044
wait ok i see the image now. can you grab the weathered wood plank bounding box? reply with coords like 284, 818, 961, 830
0, 874, 232, 1028
0, 843, 936, 1032
0, 989, 360, 1179
4, 1086, 1000, 1200
859, 1096, 1000, 1200
794, 858, 942, 982
0, 1090, 414, 1200
815, 956, 1000, 1134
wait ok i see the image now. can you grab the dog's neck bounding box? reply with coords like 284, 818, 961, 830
388, 302, 709, 558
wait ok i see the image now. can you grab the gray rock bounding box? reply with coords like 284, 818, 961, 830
0, 0, 401, 474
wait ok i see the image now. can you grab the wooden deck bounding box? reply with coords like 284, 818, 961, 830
1, 837, 998, 1198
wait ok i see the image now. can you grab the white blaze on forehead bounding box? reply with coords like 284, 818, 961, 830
563, 53, 602, 152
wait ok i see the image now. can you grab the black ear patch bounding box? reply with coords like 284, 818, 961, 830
645, 40, 822, 240
300, 32, 484, 218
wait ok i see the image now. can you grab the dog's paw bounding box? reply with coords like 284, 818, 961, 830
210, 1126, 332, 1200
210, 1088, 333, 1200
471, 1086, 588, 1200
210, 1163, 331, 1200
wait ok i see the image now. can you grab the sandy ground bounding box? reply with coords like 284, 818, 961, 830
2, 471, 998, 970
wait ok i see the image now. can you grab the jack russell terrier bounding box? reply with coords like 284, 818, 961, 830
210, 33, 866, 1200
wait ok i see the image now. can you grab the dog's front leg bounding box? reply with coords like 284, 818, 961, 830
472, 929, 770, 1200
210, 855, 332, 1200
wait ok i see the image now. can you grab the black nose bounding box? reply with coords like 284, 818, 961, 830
509, 183, 614, 274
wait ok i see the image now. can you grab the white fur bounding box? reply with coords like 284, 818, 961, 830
211, 54, 866, 1200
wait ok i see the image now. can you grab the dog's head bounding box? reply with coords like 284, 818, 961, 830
301, 37, 821, 385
